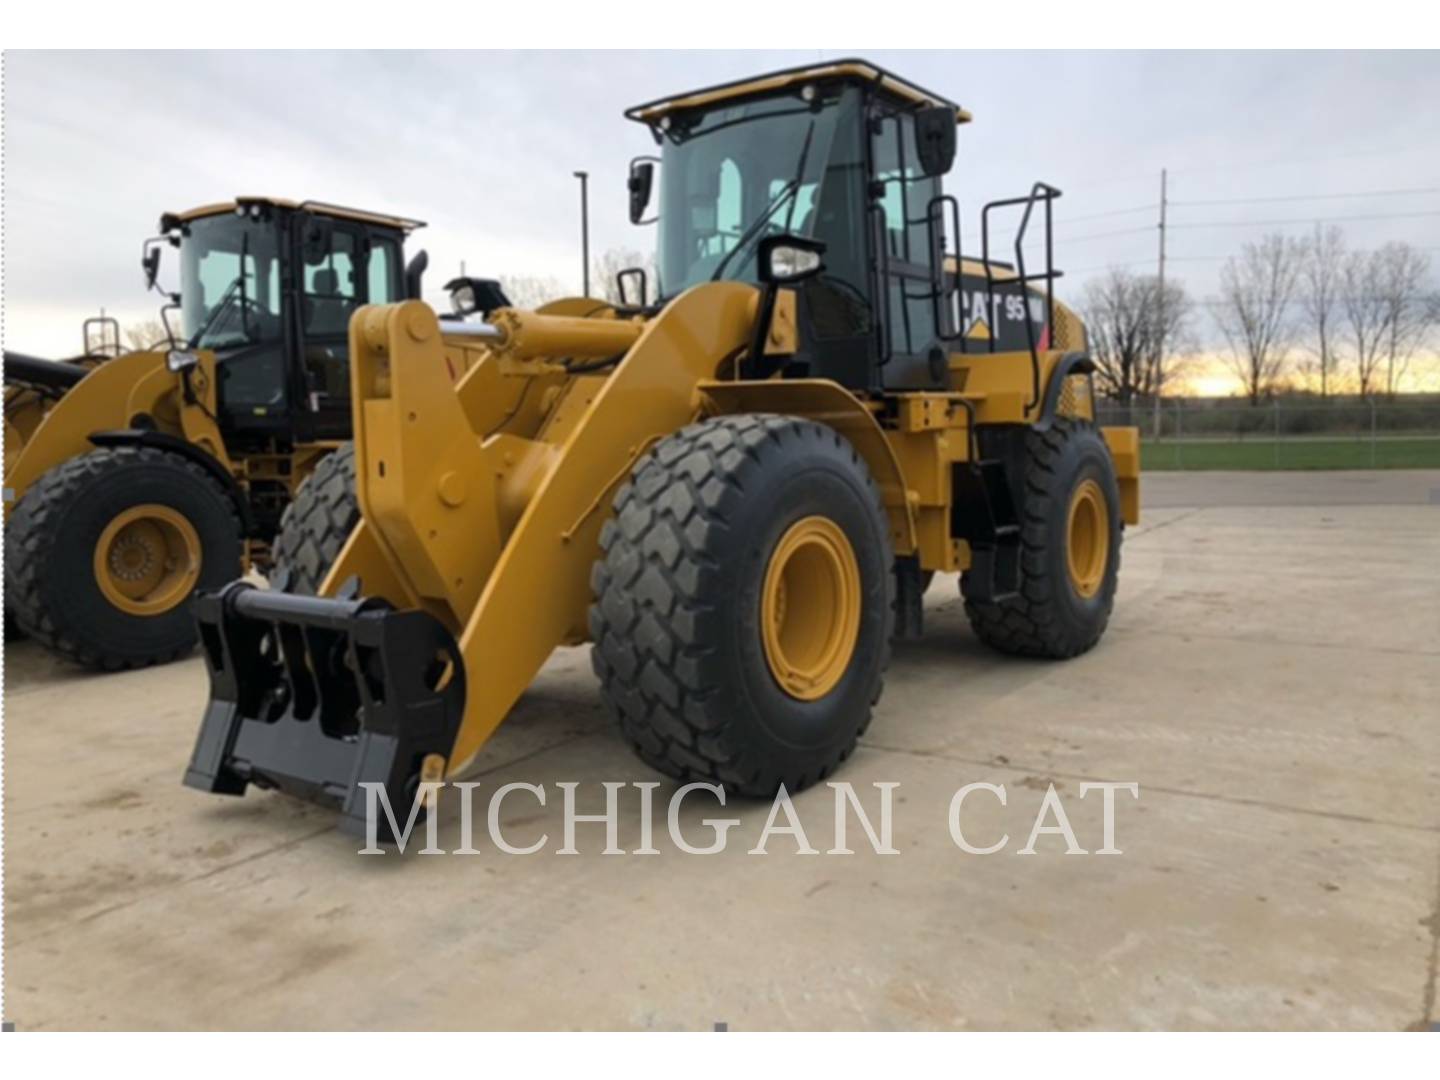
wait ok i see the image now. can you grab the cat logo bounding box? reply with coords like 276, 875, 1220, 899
966, 317, 992, 341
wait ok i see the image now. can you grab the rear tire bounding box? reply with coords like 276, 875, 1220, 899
5, 446, 243, 670
962, 419, 1122, 659
590, 415, 894, 796
271, 443, 358, 595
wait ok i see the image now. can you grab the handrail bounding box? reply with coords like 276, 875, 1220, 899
927, 193, 964, 343
980, 182, 1063, 409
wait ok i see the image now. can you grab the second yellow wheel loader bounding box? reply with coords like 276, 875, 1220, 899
184, 60, 1141, 837
3, 198, 430, 669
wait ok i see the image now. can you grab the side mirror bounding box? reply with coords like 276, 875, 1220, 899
405, 249, 429, 300
142, 241, 163, 290
302, 218, 333, 264
914, 105, 957, 178
616, 267, 648, 308
757, 234, 826, 286
628, 159, 657, 225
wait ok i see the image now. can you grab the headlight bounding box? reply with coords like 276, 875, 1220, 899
450, 283, 477, 316
166, 350, 199, 372
765, 243, 823, 282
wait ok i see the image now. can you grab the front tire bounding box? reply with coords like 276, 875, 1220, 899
271, 443, 358, 595
963, 419, 1122, 659
590, 415, 894, 796
5, 446, 243, 670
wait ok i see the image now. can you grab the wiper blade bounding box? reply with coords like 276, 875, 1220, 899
710, 180, 798, 284
709, 118, 817, 284
190, 276, 244, 348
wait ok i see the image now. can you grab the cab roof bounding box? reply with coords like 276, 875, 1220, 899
625, 58, 972, 127
163, 197, 425, 233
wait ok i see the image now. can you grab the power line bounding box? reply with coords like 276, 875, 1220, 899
1172, 185, 1440, 208
1063, 203, 1158, 225
1067, 224, 1155, 244
1168, 209, 1440, 230
1068, 259, 1158, 274
1074, 246, 1440, 272
1166, 144, 1435, 179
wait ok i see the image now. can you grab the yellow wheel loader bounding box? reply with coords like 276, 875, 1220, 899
183, 60, 1141, 837
3, 197, 431, 669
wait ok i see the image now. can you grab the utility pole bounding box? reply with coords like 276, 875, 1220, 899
573, 170, 591, 298
1157, 168, 1168, 296
1155, 168, 1169, 401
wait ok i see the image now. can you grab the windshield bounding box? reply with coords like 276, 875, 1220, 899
655, 86, 862, 298
180, 214, 283, 349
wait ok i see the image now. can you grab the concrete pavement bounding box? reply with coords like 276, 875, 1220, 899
3, 470, 1437, 1030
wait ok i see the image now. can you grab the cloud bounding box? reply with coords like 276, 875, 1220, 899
5, 50, 1439, 359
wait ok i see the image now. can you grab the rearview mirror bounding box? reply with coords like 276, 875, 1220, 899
914, 105, 957, 177
405, 249, 429, 300
616, 267, 648, 307
302, 218, 333, 264
757, 234, 826, 286
142, 242, 162, 290
628, 159, 657, 225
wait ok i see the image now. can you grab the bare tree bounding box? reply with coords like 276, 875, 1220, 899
496, 274, 567, 311
1082, 268, 1191, 404
1340, 248, 1394, 400
1213, 233, 1305, 404
1373, 242, 1433, 398
591, 248, 658, 306
1298, 224, 1345, 397
124, 319, 174, 352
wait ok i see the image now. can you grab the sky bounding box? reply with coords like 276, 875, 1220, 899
5, 49, 1439, 391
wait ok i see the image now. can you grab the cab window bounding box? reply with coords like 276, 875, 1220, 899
302, 228, 359, 338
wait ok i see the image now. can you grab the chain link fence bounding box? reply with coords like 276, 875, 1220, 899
1094, 398, 1440, 470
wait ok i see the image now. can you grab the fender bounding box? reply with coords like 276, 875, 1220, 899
88, 429, 256, 537
696, 377, 918, 558
1033, 351, 1097, 431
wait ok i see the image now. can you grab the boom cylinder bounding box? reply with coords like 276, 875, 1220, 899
482, 308, 644, 361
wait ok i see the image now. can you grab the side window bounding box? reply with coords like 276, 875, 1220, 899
873, 114, 940, 358
367, 237, 401, 303
302, 228, 359, 337
873, 115, 939, 263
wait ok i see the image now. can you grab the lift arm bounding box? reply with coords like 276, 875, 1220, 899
185, 286, 764, 832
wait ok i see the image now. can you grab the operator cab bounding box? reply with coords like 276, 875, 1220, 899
628, 59, 978, 392
148, 198, 426, 445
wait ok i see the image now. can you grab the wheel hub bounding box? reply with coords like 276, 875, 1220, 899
93, 504, 202, 616
1065, 478, 1109, 599
760, 515, 862, 701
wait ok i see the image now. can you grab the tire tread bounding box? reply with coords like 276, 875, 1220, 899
5, 446, 242, 670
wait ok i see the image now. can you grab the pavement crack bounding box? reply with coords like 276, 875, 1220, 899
9, 823, 336, 949
1415, 844, 1440, 1031
1107, 624, 1440, 658
10, 731, 600, 949
860, 742, 1440, 835
1126, 507, 1204, 539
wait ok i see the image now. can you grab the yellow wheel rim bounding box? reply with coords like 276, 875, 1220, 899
93, 504, 202, 617
760, 515, 862, 701
1066, 478, 1110, 599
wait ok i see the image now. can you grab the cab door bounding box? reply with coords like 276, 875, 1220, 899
291, 216, 404, 441
868, 106, 947, 389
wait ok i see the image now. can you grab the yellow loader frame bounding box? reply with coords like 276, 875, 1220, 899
186, 284, 1137, 830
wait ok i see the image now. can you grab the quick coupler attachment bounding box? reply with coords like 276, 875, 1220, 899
183, 581, 465, 838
